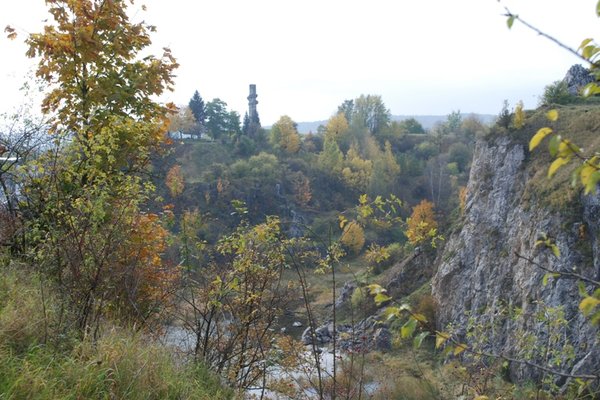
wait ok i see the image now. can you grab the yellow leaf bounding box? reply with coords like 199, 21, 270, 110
529, 127, 552, 151
584, 171, 600, 195
473, 396, 489, 400
546, 109, 559, 121
579, 296, 600, 316
412, 313, 428, 323
435, 332, 450, 349
580, 165, 596, 184
548, 157, 569, 178
374, 292, 392, 306
454, 343, 467, 356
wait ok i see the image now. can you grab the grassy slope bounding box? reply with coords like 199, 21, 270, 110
0, 265, 233, 400
493, 103, 600, 210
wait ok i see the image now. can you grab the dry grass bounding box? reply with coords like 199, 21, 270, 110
0, 265, 233, 399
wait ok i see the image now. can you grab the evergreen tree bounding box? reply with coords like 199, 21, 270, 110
189, 90, 205, 125
242, 112, 251, 136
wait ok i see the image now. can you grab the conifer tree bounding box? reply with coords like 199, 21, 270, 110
189, 90, 205, 125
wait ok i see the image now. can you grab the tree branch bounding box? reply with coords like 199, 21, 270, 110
514, 252, 600, 287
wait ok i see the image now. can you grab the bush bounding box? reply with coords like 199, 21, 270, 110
540, 80, 576, 106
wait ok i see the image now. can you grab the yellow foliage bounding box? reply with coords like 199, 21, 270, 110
341, 143, 373, 191
340, 221, 365, 254
406, 200, 437, 245
270, 115, 301, 153
512, 100, 525, 129
325, 113, 349, 141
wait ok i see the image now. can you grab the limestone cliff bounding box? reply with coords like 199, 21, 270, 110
432, 111, 600, 383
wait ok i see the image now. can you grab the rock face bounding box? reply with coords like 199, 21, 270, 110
564, 64, 594, 96
381, 250, 435, 299
432, 135, 600, 383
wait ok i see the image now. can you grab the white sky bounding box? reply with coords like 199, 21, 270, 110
0, 0, 598, 125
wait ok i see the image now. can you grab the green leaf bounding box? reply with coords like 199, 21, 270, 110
579, 296, 600, 316
550, 244, 561, 258
546, 109, 559, 121
597, 0, 600, 16
542, 272, 560, 286
374, 292, 392, 306
507, 15, 516, 29
401, 318, 417, 338
529, 127, 552, 151
548, 135, 560, 157
582, 45, 596, 60
412, 313, 428, 323
413, 332, 429, 349
548, 157, 569, 178
579, 38, 594, 51
384, 307, 400, 321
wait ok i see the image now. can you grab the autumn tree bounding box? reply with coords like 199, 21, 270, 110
325, 113, 349, 141
512, 100, 525, 129
405, 200, 438, 246
182, 217, 296, 392
166, 165, 185, 197
341, 143, 373, 191
168, 106, 197, 138
291, 171, 312, 208
20, 0, 179, 333
269, 115, 301, 154
340, 220, 366, 255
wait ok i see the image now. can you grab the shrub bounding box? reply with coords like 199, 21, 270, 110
340, 221, 366, 255
540, 80, 576, 106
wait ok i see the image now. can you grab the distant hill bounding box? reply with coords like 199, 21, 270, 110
291, 113, 496, 134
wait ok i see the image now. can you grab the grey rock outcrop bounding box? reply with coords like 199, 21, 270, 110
335, 281, 357, 308
301, 316, 391, 353
432, 135, 600, 383
381, 251, 435, 299
564, 64, 594, 96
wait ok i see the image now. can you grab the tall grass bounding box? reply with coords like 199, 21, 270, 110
0, 265, 232, 399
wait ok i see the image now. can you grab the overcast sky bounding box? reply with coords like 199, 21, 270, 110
1, 1, 598, 125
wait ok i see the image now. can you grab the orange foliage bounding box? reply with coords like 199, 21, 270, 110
116, 213, 180, 319
166, 165, 184, 197
406, 200, 437, 245
292, 172, 312, 208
